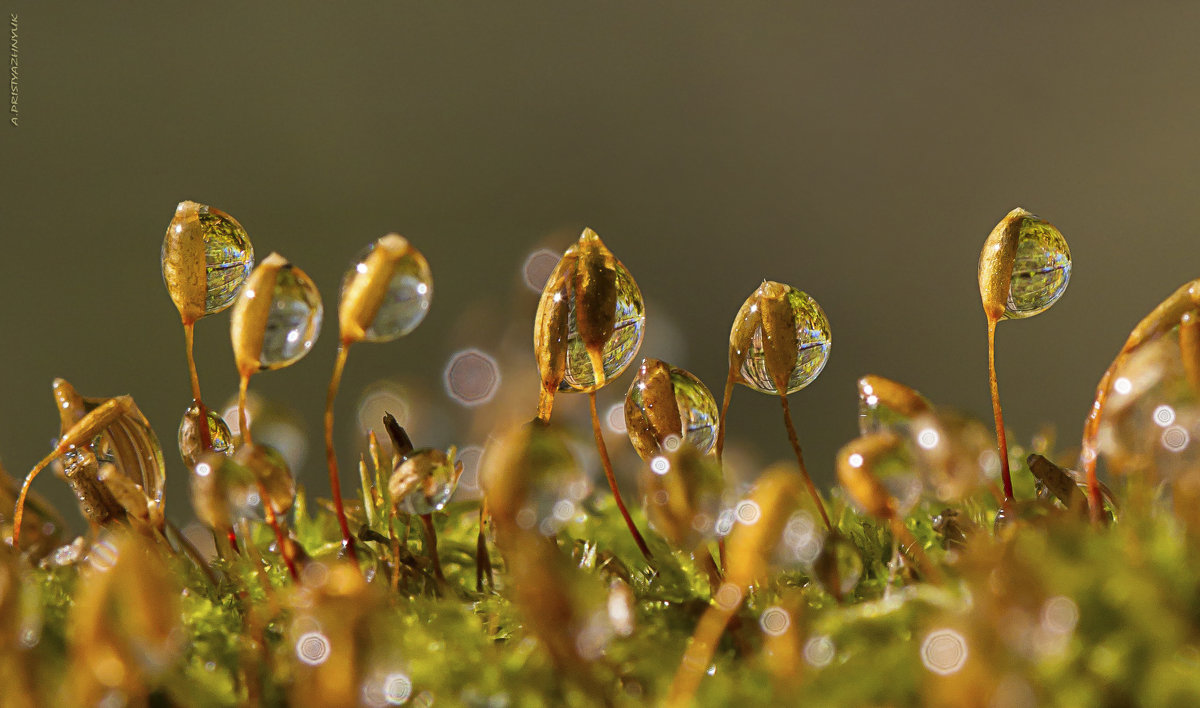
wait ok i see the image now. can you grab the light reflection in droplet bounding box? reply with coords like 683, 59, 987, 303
759, 606, 791, 636
1040, 596, 1079, 635
735, 500, 762, 525
444, 349, 501, 406
920, 628, 968, 675
382, 673, 413, 704
1114, 377, 1133, 395
1153, 404, 1176, 427
917, 428, 940, 450
714, 583, 743, 610
296, 631, 331, 666
453, 445, 484, 496
804, 635, 835, 667
523, 248, 561, 292
606, 403, 627, 434
650, 456, 670, 475
1162, 426, 1190, 452
847, 453, 864, 468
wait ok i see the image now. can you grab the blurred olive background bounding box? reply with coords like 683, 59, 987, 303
3, 2, 1199, 526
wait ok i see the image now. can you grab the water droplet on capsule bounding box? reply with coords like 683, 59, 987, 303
625, 359, 719, 460
252, 262, 324, 370
391, 448, 459, 515
162, 201, 255, 317
342, 238, 432, 341
997, 213, 1071, 319
178, 404, 233, 469
734, 284, 831, 394
553, 258, 645, 392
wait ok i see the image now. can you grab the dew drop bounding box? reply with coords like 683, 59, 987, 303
178, 404, 233, 469
625, 359, 719, 459
255, 265, 323, 370
1000, 214, 1071, 319
162, 201, 255, 317
392, 448, 459, 515
546, 240, 644, 392
734, 284, 831, 395
343, 239, 432, 341
234, 443, 296, 514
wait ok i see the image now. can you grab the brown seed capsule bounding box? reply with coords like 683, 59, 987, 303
234, 443, 297, 514
338, 234, 432, 344
1181, 310, 1200, 394
230, 253, 323, 376
724, 468, 805, 589
161, 201, 254, 323
727, 281, 832, 396
532, 228, 645, 410
836, 433, 904, 520
857, 375, 933, 432
480, 424, 588, 539
69, 532, 182, 705
977, 208, 1027, 322
638, 443, 723, 551
623, 359, 719, 461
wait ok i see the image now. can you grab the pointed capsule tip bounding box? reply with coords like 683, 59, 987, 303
1007, 206, 1032, 218
261, 252, 289, 268
377, 233, 410, 255
579, 227, 601, 242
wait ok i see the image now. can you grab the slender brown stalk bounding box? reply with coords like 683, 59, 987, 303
715, 373, 735, 463
777, 393, 832, 532
11, 452, 56, 548
666, 589, 740, 707
237, 374, 253, 447
184, 319, 203, 402
420, 513, 447, 586
476, 503, 494, 591
588, 391, 653, 561
987, 318, 1014, 501
323, 342, 359, 562
260, 492, 299, 581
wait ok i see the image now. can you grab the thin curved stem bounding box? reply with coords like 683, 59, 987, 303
261, 494, 299, 581
588, 391, 653, 562
237, 374, 253, 447
715, 372, 735, 464
11, 451, 58, 548
666, 588, 740, 707
420, 513, 446, 587
184, 319, 202, 402
324, 342, 359, 562
777, 393, 832, 532
987, 318, 1014, 501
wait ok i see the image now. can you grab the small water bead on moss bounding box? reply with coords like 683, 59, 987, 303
625, 359, 719, 460
231, 254, 324, 373
177, 404, 233, 469
534, 228, 646, 396
732, 283, 831, 395
161, 201, 255, 319
557, 263, 645, 392
1001, 212, 1071, 319
390, 448, 461, 515
340, 235, 433, 343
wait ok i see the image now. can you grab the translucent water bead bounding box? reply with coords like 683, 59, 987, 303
162, 201, 255, 317
178, 404, 233, 468
1097, 329, 1200, 482
559, 270, 644, 391
233, 443, 297, 514
341, 235, 433, 342
733, 283, 831, 395
233, 254, 324, 371
625, 359, 719, 460
390, 448, 461, 515
981, 209, 1071, 319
